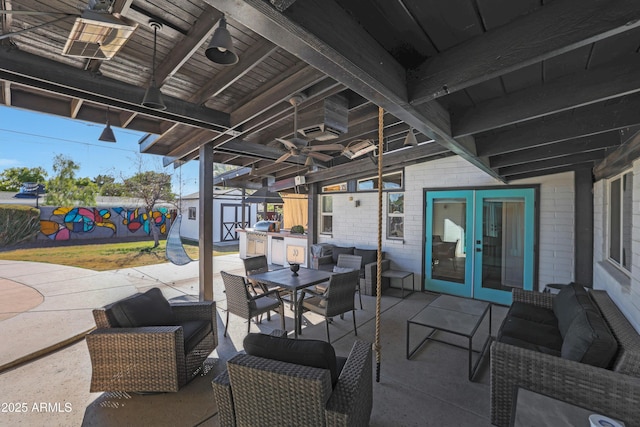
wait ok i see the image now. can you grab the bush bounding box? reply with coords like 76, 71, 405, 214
0, 205, 41, 247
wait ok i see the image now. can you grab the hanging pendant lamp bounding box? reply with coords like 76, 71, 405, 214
142, 20, 166, 110
99, 107, 116, 142
403, 127, 418, 147
205, 15, 238, 65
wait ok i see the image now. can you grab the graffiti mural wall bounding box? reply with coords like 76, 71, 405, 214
39, 206, 172, 241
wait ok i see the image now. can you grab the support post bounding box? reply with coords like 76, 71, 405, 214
199, 143, 214, 301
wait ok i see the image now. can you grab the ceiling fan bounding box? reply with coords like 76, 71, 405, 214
275, 94, 344, 164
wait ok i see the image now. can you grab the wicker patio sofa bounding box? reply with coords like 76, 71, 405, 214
86, 288, 218, 393
311, 243, 390, 296
212, 334, 372, 426
490, 287, 640, 426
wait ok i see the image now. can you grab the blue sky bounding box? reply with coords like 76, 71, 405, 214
0, 105, 200, 195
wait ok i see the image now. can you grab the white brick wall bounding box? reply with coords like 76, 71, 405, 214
593, 160, 640, 332
318, 156, 574, 293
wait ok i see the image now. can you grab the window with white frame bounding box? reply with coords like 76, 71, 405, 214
357, 171, 403, 191
387, 192, 404, 239
188, 207, 196, 220
321, 195, 333, 234
609, 170, 633, 273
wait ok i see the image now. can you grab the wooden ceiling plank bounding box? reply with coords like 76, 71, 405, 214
506, 164, 592, 182
497, 150, 605, 176
120, 111, 138, 128
230, 65, 326, 125
189, 38, 278, 104
476, 93, 640, 157
0, 49, 230, 132
490, 132, 621, 168
410, 0, 640, 104
454, 55, 640, 136
154, 6, 222, 87
203, 0, 499, 180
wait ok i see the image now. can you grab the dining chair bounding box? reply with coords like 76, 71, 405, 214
243, 255, 291, 301
316, 254, 363, 309
220, 271, 285, 337
298, 269, 360, 342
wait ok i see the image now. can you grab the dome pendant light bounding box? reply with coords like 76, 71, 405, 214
205, 15, 239, 65
403, 127, 418, 147
142, 20, 167, 110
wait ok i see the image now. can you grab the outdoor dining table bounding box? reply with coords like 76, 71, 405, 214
248, 267, 333, 338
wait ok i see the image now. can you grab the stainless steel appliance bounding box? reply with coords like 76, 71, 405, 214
253, 220, 280, 232
246, 230, 267, 256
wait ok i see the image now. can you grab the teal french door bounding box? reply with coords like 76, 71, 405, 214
425, 188, 535, 305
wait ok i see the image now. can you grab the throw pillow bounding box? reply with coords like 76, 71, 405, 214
331, 246, 355, 264
354, 248, 377, 268
552, 282, 597, 337
111, 287, 177, 328
243, 333, 341, 387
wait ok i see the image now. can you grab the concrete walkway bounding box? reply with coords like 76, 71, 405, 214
0, 256, 244, 371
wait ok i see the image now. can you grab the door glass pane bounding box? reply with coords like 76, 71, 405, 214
431, 198, 466, 284
481, 197, 525, 291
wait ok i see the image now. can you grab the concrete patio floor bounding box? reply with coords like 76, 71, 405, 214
0, 256, 507, 426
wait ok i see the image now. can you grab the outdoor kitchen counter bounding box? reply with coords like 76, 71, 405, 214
237, 230, 309, 266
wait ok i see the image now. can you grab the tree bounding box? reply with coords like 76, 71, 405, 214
0, 167, 47, 192
45, 155, 97, 206
93, 174, 126, 196
123, 171, 175, 212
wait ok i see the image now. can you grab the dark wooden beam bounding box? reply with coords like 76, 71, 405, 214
476, 93, 640, 157
410, 0, 640, 104
305, 142, 449, 183
506, 164, 592, 182
497, 150, 605, 176
574, 168, 594, 287
153, 6, 222, 87
453, 55, 640, 137
490, 133, 621, 168
594, 131, 640, 180
0, 48, 230, 132
202, 0, 500, 181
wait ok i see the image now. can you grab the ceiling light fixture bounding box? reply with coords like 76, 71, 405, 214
98, 106, 116, 142
205, 15, 238, 65
403, 127, 418, 147
343, 139, 377, 159
62, 9, 138, 60
141, 20, 166, 110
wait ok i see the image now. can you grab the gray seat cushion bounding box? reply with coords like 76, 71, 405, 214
561, 309, 618, 368
498, 316, 563, 355
243, 333, 341, 387
508, 302, 557, 327
111, 287, 177, 328
331, 246, 355, 264
180, 320, 212, 353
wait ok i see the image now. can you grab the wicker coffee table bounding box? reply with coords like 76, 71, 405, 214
406, 294, 492, 381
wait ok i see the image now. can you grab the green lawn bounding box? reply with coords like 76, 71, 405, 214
0, 240, 237, 271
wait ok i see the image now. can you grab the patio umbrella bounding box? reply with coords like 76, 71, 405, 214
375, 107, 384, 382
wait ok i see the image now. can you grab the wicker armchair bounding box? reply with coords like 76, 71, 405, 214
316, 254, 363, 309
86, 289, 217, 393
490, 288, 640, 426
212, 339, 373, 427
